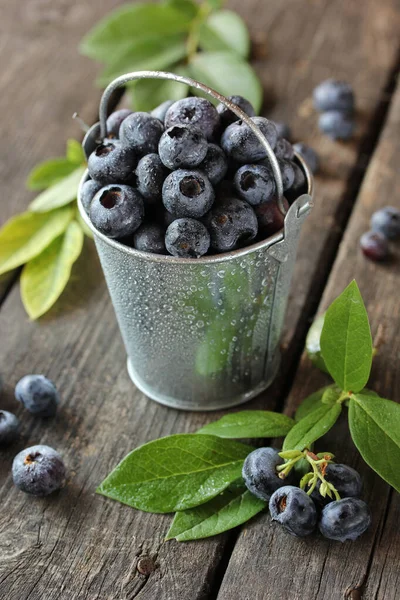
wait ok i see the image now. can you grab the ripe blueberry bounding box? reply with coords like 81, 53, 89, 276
274, 138, 294, 161
158, 125, 208, 170
286, 161, 307, 202
88, 141, 137, 185
131, 223, 166, 254
198, 144, 228, 186
165, 97, 220, 141
162, 169, 214, 218
293, 142, 319, 174
15, 374, 59, 417
278, 159, 295, 191
371, 206, 400, 240
106, 108, 132, 138
311, 464, 362, 506
205, 197, 258, 252
216, 95, 256, 126
255, 196, 289, 238
151, 100, 175, 123
80, 179, 102, 214
272, 121, 292, 140
120, 112, 164, 156
319, 498, 371, 542
242, 447, 288, 501
221, 117, 278, 163
318, 111, 354, 140
313, 79, 354, 113
233, 164, 276, 206
0, 410, 20, 445
269, 486, 317, 537
90, 185, 144, 239
360, 231, 389, 262
12, 445, 66, 496
135, 153, 168, 203
165, 218, 210, 258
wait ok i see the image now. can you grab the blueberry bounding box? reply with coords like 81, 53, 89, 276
151, 100, 175, 123
269, 486, 317, 537
311, 464, 362, 506
221, 117, 278, 163
318, 111, 355, 140
293, 142, 319, 174
274, 138, 294, 161
233, 164, 276, 206
319, 498, 371, 542
88, 141, 137, 185
205, 196, 258, 252
286, 161, 307, 203
80, 179, 102, 214
278, 159, 295, 191
216, 95, 256, 126
242, 447, 288, 501
313, 79, 354, 113
198, 144, 228, 186
135, 153, 168, 203
165, 218, 210, 258
15, 374, 59, 417
0, 410, 20, 445
12, 445, 66, 496
162, 169, 214, 218
371, 206, 400, 240
106, 108, 133, 138
255, 196, 289, 238
120, 112, 164, 156
90, 185, 144, 239
165, 97, 220, 141
158, 125, 208, 170
272, 121, 292, 140
360, 231, 389, 262
131, 223, 166, 254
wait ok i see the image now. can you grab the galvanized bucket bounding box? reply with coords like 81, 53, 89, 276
78, 71, 313, 411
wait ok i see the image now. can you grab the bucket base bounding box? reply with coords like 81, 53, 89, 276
127, 357, 280, 411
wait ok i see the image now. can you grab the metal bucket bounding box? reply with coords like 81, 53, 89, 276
78, 71, 313, 411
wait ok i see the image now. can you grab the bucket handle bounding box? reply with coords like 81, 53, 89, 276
98, 70, 286, 215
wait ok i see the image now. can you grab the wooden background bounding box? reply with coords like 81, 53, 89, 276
1, 0, 400, 598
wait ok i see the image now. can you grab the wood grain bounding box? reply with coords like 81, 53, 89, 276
217, 51, 400, 600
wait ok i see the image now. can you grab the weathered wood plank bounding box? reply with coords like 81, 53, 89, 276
1, 0, 400, 599
217, 52, 400, 600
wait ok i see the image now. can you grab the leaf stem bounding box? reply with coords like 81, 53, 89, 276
186, 2, 212, 62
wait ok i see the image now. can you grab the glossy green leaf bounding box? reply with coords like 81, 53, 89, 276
27, 159, 77, 191
197, 411, 295, 439
190, 51, 262, 113
166, 481, 265, 541
283, 403, 342, 451
29, 166, 85, 213
21, 221, 84, 319
66, 139, 86, 165
0, 206, 73, 275
305, 313, 329, 374
129, 64, 190, 111
80, 3, 192, 62
320, 281, 373, 393
97, 434, 253, 513
199, 10, 250, 58
294, 386, 332, 422
349, 393, 400, 493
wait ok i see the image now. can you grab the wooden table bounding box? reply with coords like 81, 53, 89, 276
1, 1, 400, 598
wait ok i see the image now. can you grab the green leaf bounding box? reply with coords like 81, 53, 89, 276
349, 393, 400, 493
29, 166, 85, 213
190, 51, 262, 113
305, 313, 329, 374
321, 386, 342, 405
295, 386, 332, 422
283, 404, 342, 451
164, 0, 199, 19
166, 481, 265, 541
199, 10, 250, 58
27, 159, 77, 191
0, 206, 73, 275
320, 281, 373, 393
97, 434, 253, 513
80, 3, 192, 63
129, 64, 190, 112
20, 221, 84, 320
197, 411, 295, 439
97, 35, 188, 87
66, 139, 86, 165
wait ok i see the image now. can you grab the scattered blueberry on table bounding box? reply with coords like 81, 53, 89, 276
15, 374, 60, 417
313, 79, 355, 140
360, 205, 400, 262
318, 498, 371, 542
12, 445, 66, 496
0, 410, 20, 446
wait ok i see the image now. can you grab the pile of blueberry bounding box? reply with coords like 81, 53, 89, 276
82, 95, 311, 258
0, 374, 66, 496
242, 447, 371, 542
313, 79, 355, 140
360, 206, 400, 261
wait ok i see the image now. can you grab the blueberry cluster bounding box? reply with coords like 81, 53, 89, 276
313, 79, 355, 140
242, 447, 371, 542
360, 206, 400, 262
83, 96, 310, 258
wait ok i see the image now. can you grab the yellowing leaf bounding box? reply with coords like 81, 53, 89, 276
66, 139, 86, 165
29, 166, 85, 213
